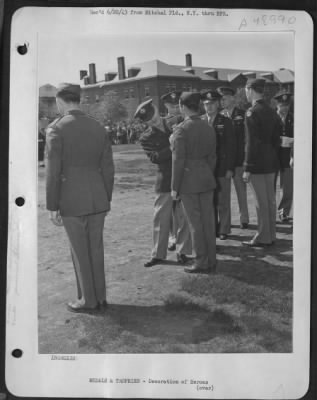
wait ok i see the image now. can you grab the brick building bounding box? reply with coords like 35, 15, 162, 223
38, 54, 294, 121
80, 53, 294, 120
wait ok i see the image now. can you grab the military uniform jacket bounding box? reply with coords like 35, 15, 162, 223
46, 110, 115, 217
202, 113, 236, 177
277, 110, 294, 169
171, 115, 217, 194
244, 99, 281, 174
139, 120, 172, 193
226, 107, 246, 167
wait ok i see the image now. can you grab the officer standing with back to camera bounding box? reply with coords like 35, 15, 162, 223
46, 83, 114, 313
242, 78, 281, 247
171, 92, 217, 274
161, 91, 191, 255
201, 89, 236, 240
274, 91, 294, 222
217, 86, 250, 229
134, 99, 192, 267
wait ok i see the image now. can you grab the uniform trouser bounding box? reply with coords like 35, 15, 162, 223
62, 212, 107, 307
214, 177, 231, 234
233, 166, 249, 224
151, 193, 192, 259
249, 173, 276, 244
169, 200, 192, 255
278, 167, 293, 217
151, 193, 173, 259
181, 191, 216, 270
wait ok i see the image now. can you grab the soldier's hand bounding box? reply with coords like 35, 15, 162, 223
242, 171, 251, 183
225, 170, 233, 179
49, 210, 63, 227
290, 157, 294, 169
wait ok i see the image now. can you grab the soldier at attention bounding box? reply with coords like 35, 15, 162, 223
242, 78, 281, 247
217, 86, 249, 229
161, 91, 191, 258
171, 92, 217, 274
201, 89, 236, 240
134, 99, 192, 267
274, 91, 294, 222
46, 83, 114, 313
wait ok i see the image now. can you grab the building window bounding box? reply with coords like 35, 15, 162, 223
130, 87, 135, 98
95, 95, 100, 103
144, 86, 150, 97
124, 89, 129, 99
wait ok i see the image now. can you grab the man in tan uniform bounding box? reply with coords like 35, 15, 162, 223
171, 92, 217, 273
46, 83, 114, 313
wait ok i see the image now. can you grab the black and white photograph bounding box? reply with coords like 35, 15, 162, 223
5, 6, 313, 399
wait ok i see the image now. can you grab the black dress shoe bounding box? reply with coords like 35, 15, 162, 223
184, 266, 211, 274
176, 253, 190, 264
242, 240, 272, 247
240, 223, 249, 229
168, 243, 176, 251
219, 234, 228, 240
144, 258, 163, 268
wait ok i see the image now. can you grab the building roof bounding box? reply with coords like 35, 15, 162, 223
80, 59, 294, 90
39, 84, 57, 97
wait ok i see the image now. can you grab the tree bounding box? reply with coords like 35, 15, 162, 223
81, 90, 128, 124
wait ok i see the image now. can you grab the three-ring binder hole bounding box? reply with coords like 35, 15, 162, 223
17, 43, 28, 55
15, 197, 25, 207
12, 349, 23, 358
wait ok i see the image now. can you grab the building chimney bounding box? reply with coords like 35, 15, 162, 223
117, 56, 126, 80
185, 53, 192, 67
89, 63, 97, 84
80, 70, 88, 80
204, 69, 218, 79
83, 77, 90, 85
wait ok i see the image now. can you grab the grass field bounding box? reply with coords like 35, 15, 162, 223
38, 144, 293, 353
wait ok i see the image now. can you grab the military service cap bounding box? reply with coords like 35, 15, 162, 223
245, 78, 266, 91
134, 99, 155, 122
161, 91, 182, 104
274, 91, 292, 104
217, 86, 236, 96
179, 92, 201, 108
56, 83, 81, 97
200, 89, 221, 102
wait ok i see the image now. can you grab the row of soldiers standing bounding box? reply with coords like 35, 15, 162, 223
134, 79, 293, 273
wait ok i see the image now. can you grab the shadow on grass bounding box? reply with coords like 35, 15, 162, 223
219, 257, 293, 292
90, 302, 240, 346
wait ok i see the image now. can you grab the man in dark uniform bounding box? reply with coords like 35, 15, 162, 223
274, 91, 294, 222
161, 91, 191, 255
134, 99, 192, 267
171, 92, 217, 274
46, 83, 114, 313
201, 90, 236, 240
242, 78, 281, 246
217, 86, 249, 229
